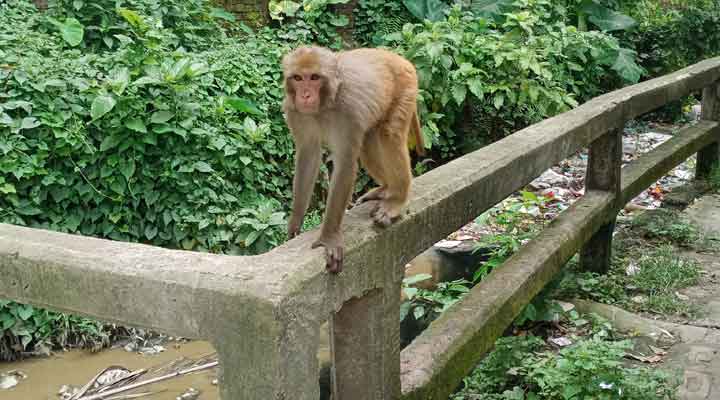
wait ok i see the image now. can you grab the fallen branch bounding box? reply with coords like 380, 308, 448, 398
77, 361, 218, 400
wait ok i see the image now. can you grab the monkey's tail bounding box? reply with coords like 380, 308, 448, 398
410, 111, 426, 157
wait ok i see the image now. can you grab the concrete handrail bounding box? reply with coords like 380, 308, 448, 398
2, 57, 720, 399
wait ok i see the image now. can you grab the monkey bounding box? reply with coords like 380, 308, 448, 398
282, 46, 425, 273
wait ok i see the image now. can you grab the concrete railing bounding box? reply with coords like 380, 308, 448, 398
2, 57, 720, 400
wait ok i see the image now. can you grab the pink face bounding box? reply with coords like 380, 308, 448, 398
289, 73, 323, 114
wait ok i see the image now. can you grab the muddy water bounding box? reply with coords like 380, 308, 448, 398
0, 341, 218, 400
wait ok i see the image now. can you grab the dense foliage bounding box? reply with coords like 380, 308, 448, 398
386, 1, 642, 156
1, 1, 293, 255
622, 0, 720, 77
454, 335, 679, 399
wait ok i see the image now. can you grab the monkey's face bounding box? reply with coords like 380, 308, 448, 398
288, 73, 324, 114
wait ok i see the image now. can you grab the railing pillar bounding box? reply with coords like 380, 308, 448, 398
213, 315, 321, 400
331, 278, 402, 400
580, 128, 622, 274
696, 82, 720, 179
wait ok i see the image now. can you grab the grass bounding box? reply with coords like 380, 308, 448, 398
630, 208, 700, 246
452, 314, 680, 400
555, 244, 701, 317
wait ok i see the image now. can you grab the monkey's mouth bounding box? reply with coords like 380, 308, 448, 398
297, 104, 320, 114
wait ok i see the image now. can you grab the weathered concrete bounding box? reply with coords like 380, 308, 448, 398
400, 191, 616, 400
1, 58, 720, 399
580, 129, 622, 274
696, 83, 720, 179
573, 300, 720, 399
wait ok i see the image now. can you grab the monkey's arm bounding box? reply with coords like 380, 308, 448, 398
312, 139, 360, 273
288, 135, 322, 239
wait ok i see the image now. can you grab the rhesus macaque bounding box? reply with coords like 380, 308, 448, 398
282, 46, 425, 273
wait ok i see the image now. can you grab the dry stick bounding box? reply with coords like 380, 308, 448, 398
69, 366, 142, 400
77, 361, 219, 400
106, 391, 164, 400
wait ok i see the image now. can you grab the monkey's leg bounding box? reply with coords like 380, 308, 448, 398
288, 135, 322, 239
357, 132, 388, 204
313, 138, 361, 273
370, 106, 414, 227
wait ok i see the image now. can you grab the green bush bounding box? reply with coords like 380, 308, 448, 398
622, 0, 720, 77
386, 2, 642, 157
0, 300, 110, 361
46, 0, 239, 51
1, 1, 294, 254
454, 335, 680, 400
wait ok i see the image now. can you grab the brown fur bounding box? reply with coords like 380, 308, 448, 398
283, 46, 424, 273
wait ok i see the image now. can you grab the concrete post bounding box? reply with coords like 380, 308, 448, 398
696, 82, 720, 179
580, 128, 622, 274
213, 316, 321, 400
331, 274, 403, 400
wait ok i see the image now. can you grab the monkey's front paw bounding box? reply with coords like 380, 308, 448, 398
311, 237, 344, 273
287, 220, 302, 240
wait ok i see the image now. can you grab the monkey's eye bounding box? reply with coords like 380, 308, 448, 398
310, 74, 321, 81
292, 75, 302, 82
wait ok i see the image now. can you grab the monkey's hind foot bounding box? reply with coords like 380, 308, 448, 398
371, 201, 402, 228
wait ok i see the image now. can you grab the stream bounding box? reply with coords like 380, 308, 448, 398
1, 341, 218, 400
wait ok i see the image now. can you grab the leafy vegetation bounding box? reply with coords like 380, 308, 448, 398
401, 275, 471, 325
631, 209, 700, 246
621, 0, 720, 77
453, 315, 679, 400
1, 300, 110, 361
385, 2, 643, 156
557, 244, 701, 316
1, 1, 294, 255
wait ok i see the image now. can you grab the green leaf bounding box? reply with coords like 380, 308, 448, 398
245, 230, 261, 247
53, 17, 85, 47
413, 305, 426, 320
91, 95, 116, 120
100, 135, 122, 151
0, 112, 12, 125
119, 159, 136, 181
493, 93, 505, 109
451, 84, 467, 105
20, 117, 41, 130
467, 78, 484, 99
118, 8, 147, 30
0, 183, 16, 194
193, 161, 213, 173
151, 111, 174, 124
224, 97, 263, 116
402, 0, 449, 22
16, 305, 33, 320
145, 225, 158, 240
579, 0, 636, 32
611, 48, 644, 83
404, 273, 432, 285
125, 119, 147, 133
